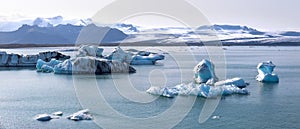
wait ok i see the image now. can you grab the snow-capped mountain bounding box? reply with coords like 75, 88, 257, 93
0, 16, 91, 32
0, 24, 128, 44
112, 23, 139, 34
0, 16, 300, 45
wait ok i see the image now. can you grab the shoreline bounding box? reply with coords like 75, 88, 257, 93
1, 42, 300, 48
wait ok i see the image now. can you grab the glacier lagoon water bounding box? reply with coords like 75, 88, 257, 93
0, 46, 300, 129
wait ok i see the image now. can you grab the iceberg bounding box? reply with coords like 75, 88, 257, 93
106, 46, 165, 65
77, 45, 104, 57
66, 109, 92, 121
36, 46, 165, 74
36, 46, 137, 74
0, 51, 70, 67
130, 51, 165, 65
53, 57, 136, 74
147, 59, 249, 98
215, 77, 248, 88
36, 59, 62, 73
193, 59, 218, 85
256, 61, 279, 82
106, 46, 133, 63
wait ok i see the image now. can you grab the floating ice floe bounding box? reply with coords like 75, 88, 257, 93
0, 51, 70, 67
147, 82, 249, 98
147, 59, 249, 98
130, 51, 165, 65
66, 109, 93, 121
106, 46, 165, 65
52, 111, 63, 116
256, 61, 279, 82
34, 113, 60, 121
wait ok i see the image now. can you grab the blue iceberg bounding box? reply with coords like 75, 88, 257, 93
36, 59, 62, 73
256, 61, 279, 82
193, 59, 218, 85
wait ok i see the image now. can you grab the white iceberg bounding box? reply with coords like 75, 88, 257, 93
147, 59, 249, 98
106, 46, 165, 65
106, 46, 133, 63
66, 109, 92, 121
52, 111, 63, 116
77, 45, 104, 57
256, 61, 279, 82
215, 77, 248, 88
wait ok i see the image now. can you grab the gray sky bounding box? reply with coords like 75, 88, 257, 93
0, 0, 299, 31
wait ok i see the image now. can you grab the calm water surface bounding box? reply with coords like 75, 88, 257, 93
0, 46, 299, 129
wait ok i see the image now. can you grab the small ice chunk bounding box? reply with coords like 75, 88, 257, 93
52, 111, 63, 116
211, 115, 221, 120
35, 114, 52, 121
66, 109, 93, 121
